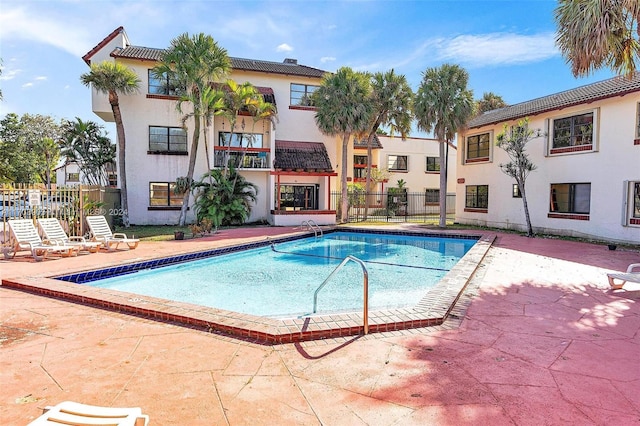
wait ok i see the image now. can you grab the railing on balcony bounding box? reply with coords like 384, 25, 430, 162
213, 149, 270, 169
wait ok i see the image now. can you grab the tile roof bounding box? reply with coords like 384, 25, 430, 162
109, 46, 328, 78
353, 135, 383, 149
213, 83, 276, 105
468, 72, 640, 129
274, 141, 334, 172
82, 26, 126, 65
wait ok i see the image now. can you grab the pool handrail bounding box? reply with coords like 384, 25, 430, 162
301, 220, 323, 238
313, 255, 369, 335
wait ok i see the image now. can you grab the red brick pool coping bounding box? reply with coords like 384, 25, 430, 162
1, 232, 495, 345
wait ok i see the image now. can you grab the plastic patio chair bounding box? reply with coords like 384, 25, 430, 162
3, 219, 78, 261
27, 400, 149, 425
86, 215, 139, 251
607, 263, 640, 289
37, 217, 102, 253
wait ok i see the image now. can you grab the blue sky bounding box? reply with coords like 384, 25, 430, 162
0, 0, 617, 139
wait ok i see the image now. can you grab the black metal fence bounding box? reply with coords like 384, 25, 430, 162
331, 191, 456, 224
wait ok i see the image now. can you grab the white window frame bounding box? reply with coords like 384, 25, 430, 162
149, 182, 184, 207
425, 188, 439, 204
546, 108, 599, 155
636, 102, 640, 139
465, 185, 489, 210
464, 131, 493, 164
549, 182, 591, 215
623, 180, 640, 226
425, 156, 440, 172
290, 83, 319, 107
149, 126, 187, 153
512, 184, 522, 198
388, 155, 408, 172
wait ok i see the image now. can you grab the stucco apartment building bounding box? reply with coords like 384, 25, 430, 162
83, 27, 344, 226
456, 73, 640, 245
83, 27, 457, 226
54, 162, 117, 187
355, 135, 456, 194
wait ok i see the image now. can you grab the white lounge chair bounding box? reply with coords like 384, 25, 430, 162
3, 219, 77, 261
86, 215, 139, 251
28, 400, 149, 425
37, 218, 102, 253
607, 263, 640, 289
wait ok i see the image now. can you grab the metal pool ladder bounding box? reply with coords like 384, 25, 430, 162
313, 255, 369, 335
301, 219, 323, 238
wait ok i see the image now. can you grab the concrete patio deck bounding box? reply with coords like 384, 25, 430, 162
1, 224, 639, 425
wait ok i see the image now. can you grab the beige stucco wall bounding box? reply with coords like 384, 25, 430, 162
375, 136, 457, 194
456, 95, 640, 244
87, 32, 130, 121
54, 163, 81, 187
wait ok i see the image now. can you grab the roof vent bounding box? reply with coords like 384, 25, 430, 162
283, 58, 298, 65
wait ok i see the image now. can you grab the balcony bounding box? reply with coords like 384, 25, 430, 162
213, 149, 270, 170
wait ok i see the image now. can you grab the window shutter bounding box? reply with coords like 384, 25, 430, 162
621, 180, 629, 226
543, 119, 550, 157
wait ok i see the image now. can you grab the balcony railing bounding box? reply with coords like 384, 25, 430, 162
213, 149, 270, 169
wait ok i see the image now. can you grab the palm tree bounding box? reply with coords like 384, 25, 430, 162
80, 61, 140, 227
476, 92, 508, 114
313, 67, 373, 223
217, 80, 263, 174
60, 118, 115, 186
186, 85, 226, 173
247, 96, 278, 145
153, 33, 231, 226
414, 64, 474, 228
192, 166, 258, 229
243, 94, 277, 169
363, 70, 413, 219
555, 0, 640, 77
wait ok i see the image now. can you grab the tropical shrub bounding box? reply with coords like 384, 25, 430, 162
192, 166, 257, 229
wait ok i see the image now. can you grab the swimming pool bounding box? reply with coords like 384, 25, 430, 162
83, 231, 476, 318
4, 228, 495, 343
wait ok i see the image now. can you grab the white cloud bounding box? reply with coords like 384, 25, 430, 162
22, 82, 33, 88
436, 32, 559, 66
0, 6, 93, 57
277, 43, 293, 53
0, 68, 21, 81
320, 56, 336, 63
35, 76, 48, 81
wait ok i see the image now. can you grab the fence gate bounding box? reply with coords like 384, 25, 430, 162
331, 191, 456, 224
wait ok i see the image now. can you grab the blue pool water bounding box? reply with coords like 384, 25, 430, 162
86, 231, 476, 318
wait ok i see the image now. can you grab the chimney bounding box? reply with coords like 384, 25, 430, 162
283, 58, 298, 65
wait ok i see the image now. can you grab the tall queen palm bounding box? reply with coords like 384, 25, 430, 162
313, 67, 373, 223
415, 64, 474, 228
153, 33, 231, 226
363, 70, 413, 219
81, 61, 140, 227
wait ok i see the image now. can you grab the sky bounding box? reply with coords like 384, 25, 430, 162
0, 0, 618, 140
